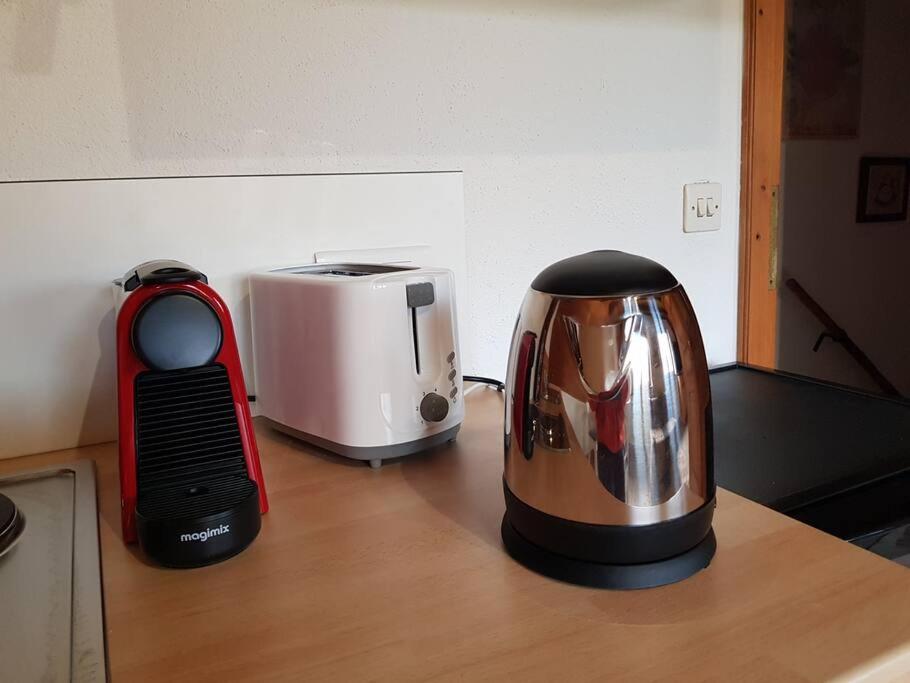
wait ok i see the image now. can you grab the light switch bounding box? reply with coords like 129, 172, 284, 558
684, 183, 721, 233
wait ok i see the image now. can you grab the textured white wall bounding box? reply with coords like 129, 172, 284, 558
779, 0, 910, 395
1, 0, 744, 456
0, 173, 467, 459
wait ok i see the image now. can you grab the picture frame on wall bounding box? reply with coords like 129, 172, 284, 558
856, 157, 910, 223
784, 0, 864, 140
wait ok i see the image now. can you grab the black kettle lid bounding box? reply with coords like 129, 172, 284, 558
530, 250, 678, 297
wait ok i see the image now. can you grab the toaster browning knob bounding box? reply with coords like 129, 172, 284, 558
420, 393, 449, 423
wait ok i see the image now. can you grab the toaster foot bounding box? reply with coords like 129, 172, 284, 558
501, 514, 715, 590
369, 459, 382, 470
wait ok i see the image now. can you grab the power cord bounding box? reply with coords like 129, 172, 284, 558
463, 375, 505, 393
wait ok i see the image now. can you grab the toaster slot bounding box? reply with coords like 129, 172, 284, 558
406, 282, 436, 376
411, 307, 421, 374
275, 263, 416, 276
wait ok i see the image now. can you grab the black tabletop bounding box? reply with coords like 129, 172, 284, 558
711, 364, 910, 513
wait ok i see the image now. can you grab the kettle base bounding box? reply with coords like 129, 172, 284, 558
501, 515, 716, 590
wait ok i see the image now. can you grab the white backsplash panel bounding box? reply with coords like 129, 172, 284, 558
0, 171, 466, 459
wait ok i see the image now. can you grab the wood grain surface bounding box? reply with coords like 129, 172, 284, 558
2, 389, 909, 682
738, 0, 786, 368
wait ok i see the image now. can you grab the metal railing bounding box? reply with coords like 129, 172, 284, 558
785, 278, 901, 397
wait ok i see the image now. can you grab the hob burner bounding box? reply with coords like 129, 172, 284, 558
0, 492, 25, 559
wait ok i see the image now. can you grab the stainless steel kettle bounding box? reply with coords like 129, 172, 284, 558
501, 250, 716, 589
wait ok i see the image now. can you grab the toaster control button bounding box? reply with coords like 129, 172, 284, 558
449, 386, 458, 398
448, 369, 457, 381
420, 393, 449, 423
446, 351, 456, 363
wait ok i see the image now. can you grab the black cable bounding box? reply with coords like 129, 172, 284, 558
463, 375, 505, 392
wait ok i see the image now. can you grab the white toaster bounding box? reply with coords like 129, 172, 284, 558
249, 263, 464, 467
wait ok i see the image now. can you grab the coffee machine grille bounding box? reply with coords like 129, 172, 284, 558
130, 362, 263, 567
135, 365, 250, 498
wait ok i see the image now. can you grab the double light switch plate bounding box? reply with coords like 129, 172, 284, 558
683, 182, 721, 233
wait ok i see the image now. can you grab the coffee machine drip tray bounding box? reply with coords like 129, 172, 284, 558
0, 461, 106, 682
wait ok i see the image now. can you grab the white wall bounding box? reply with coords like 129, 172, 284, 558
1, 0, 744, 457
0, 173, 467, 459
779, 0, 910, 395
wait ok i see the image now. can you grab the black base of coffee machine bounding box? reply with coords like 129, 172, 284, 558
501, 483, 716, 590
136, 480, 261, 568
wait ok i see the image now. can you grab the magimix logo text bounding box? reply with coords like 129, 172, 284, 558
180, 524, 230, 543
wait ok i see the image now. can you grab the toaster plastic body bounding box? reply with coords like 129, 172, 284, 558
249, 263, 464, 467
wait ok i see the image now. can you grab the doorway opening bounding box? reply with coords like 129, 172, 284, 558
739, 0, 909, 399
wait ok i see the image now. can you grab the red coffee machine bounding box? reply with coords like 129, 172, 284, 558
115, 260, 268, 567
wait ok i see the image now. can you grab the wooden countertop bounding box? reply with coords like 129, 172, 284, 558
4, 390, 910, 681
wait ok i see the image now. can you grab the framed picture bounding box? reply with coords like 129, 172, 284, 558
784, 0, 864, 140
856, 157, 910, 223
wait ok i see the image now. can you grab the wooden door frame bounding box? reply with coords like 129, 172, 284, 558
738, 0, 787, 368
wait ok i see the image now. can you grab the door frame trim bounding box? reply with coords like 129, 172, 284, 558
738, 0, 787, 367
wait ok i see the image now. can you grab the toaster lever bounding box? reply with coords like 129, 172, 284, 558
406, 282, 435, 308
